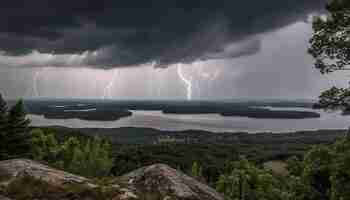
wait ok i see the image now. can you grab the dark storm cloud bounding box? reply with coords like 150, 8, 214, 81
0, 0, 326, 67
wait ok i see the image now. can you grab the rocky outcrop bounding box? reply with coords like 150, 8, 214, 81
0, 159, 101, 200
118, 164, 224, 200
0, 195, 12, 200
0, 159, 223, 200
0, 159, 93, 187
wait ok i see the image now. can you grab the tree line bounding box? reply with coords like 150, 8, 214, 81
211, 137, 350, 200
0, 95, 114, 177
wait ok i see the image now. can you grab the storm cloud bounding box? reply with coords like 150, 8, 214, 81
0, 0, 326, 68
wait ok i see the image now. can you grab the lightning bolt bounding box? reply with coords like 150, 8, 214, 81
177, 64, 192, 101
156, 68, 162, 98
103, 69, 119, 99
32, 69, 42, 97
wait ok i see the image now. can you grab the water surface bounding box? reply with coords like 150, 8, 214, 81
29, 108, 350, 133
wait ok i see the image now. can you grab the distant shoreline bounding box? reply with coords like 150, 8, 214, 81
35, 126, 348, 145
23, 98, 319, 121
34, 125, 348, 135
25, 99, 350, 133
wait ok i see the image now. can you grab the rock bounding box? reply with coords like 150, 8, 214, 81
0, 195, 12, 200
0, 159, 100, 200
118, 164, 224, 200
0, 159, 93, 187
0, 160, 224, 200
113, 188, 138, 200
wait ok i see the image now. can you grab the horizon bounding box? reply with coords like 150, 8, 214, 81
8, 97, 318, 103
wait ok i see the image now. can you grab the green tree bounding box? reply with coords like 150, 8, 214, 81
191, 161, 203, 179
329, 138, 350, 200
308, 0, 350, 115
301, 145, 334, 200
283, 175, 314, 200
286, 156, 303, 177
309, 0, 350, 74
62, 137, 114, 177
4, 100, 31, 158
307, 1, 350, 197
60, 137, 81, 169
286, 138, 350, 200
0, 94, 7, 127
0, 93, 8, 160
31, 129, 60, 163
216, 158, 284, 200
31, 133, 114, 178
81, 137, 114, 177
30, 129, 114, 178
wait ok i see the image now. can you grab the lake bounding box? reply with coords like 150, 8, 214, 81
29, 108, 350, 133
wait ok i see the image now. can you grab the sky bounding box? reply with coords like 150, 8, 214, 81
0, 0, 348, 100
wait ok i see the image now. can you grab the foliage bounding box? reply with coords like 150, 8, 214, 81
301, 145, 334, 199
325, 138, 350, 200
286, 156, 303, 177
318, 87, 350, 111
31, 128, 60, 162
306, 2, 350, 197
31, 128, 114, 177
216, 158, 286, 200
6, 100, 32, 157
191, 161, 203, 179
63, 136, 114, 177
309, 0, 350, 74
0, 97, 31, 160
214, 137, 350, 200
309, 0, 350, 111
112, 143, 239, 185
0, 94, 8, 160
280, 139, 350, 200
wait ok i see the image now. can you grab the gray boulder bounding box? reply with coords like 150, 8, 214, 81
0, 159, 92, 187
0, 195, 12, 200
118, 164, 224, 200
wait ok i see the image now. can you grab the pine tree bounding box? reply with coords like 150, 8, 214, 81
6, 99, 31, 158
0, 93, 8, 159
